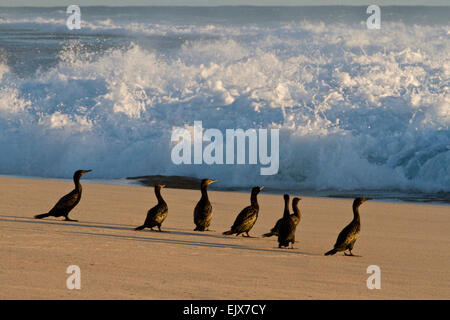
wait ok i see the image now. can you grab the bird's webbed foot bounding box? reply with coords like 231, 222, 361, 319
344, 250, 361, 257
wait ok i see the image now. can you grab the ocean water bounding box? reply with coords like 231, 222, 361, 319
0, 6, 449, 201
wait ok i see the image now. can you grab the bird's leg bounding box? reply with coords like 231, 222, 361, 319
64, 217, 78, 222
157, 225, 162, 232
244, 232, 256, 238
344, 250, 354, 256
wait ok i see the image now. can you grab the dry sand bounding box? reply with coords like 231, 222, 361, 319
0, 176, 449, 299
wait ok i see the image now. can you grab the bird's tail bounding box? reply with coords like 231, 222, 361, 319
262, 231, 275, 238
34, 213, 50, 219
135, 225, 146, 231
223, 229, 234, 235
325, 248, 337, 256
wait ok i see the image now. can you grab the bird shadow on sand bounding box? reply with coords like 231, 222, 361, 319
0, 215, 139, 232
60, 229, 319, 256
0, 214, 256, 241
0, 215, 319, 257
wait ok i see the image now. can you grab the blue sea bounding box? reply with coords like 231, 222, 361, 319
0, 6, 449, 202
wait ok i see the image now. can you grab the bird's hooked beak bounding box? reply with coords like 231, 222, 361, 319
208, 179, 217, 185
82, 170, 92, 175
259, 186, 264, 191
160, 185, 166, 188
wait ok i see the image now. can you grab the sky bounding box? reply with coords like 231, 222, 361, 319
0, 0, 449, 6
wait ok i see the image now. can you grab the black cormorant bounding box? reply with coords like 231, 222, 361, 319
291, 197, 301, 226
263, 197, 302, 237
34, 169, 92, 222
223, 186, 264, 237
278, 194, 296, 248
135, 184, 168, 231
193, 178, 217, 231
325, 197, 372, 256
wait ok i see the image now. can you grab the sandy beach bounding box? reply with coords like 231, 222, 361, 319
0, 176, 449, 300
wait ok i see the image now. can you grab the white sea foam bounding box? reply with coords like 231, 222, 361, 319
0, 15, 448, 193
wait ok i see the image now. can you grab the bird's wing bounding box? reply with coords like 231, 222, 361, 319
50, 190, 79, 212
270, 218, 282, 233
233, 206, 257, 228
194, 201, 212, 218
334, 222, 356, 248
146, 203, 168, 223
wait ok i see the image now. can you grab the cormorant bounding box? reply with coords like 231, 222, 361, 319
324, 197, 372, 256
263, 197, 302, 237
34, 169, 92, 222
193, 178, 217, 231
223, 186, 264, 237
278, 194, 296, 248
135, 184, 168, 231
291, 197, 301, 225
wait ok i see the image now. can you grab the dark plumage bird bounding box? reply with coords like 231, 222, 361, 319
194, 178, 217, 231
325, 197, 372, 256
223, 186, 264, 237
263, 197, 302, 237
291, 197, 302, 225
135, 184, 168, 231
34, 169, 92, 222
278, 194, 297, 248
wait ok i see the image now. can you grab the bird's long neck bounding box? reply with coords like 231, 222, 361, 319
283, 198, 290, 218
74, 175, 82, 192
293, 202, 301, 219
201, 184, 209, 202
155, 188, 165, 204
352, 202, 361, 222
250, 192, 259, 209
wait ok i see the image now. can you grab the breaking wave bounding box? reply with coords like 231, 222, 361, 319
0, 9, 448, 194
